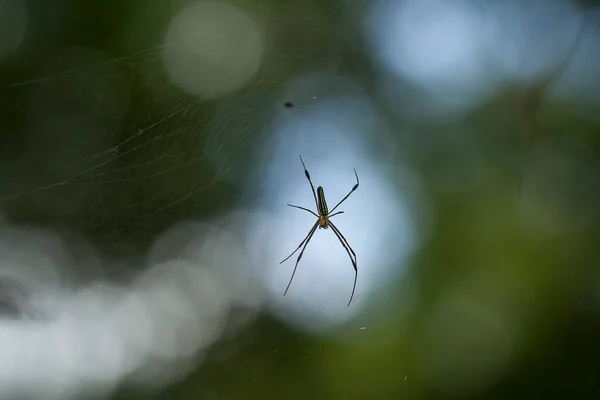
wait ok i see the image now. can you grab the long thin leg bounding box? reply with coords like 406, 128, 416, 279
299, 155, 319, 210
329, 221, 356, 261
280, 221, 319, 264
283, 223, 319, 296
329, 169, 359, 214
287, 204, 318, 218
328, 211, 344, 218
329, 221, 357, 306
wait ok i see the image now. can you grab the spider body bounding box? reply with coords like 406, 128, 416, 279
318, 216, 329, 229
281, 156, 359, 306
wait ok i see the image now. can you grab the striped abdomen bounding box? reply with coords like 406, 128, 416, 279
317, 186, 328, 215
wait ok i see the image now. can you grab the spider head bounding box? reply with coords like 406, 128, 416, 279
318, 215, 329, 229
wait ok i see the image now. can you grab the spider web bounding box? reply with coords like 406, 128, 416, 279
0, 0, 355, 255
0, 0, 364, 398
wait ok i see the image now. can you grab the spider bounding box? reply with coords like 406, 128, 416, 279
280, 155, 359, 306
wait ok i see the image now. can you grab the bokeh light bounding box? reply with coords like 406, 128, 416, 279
162, 1, 264, 99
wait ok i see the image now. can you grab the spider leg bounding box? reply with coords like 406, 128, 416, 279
283, 222, 319, 296
329, 221, 356, 261
329, 168, 359, 214
287, 204, 318, 218
280, 221, 319, 264
299, 155, 319, 210
328, 211, 344, 218
328, 221, 357, 306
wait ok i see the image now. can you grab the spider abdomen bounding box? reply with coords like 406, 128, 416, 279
316, 186, 329, 215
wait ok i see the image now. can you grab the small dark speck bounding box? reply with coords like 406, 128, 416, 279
284, 102, 294, 108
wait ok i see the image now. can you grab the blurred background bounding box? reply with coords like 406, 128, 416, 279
1, 0, 600, 398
